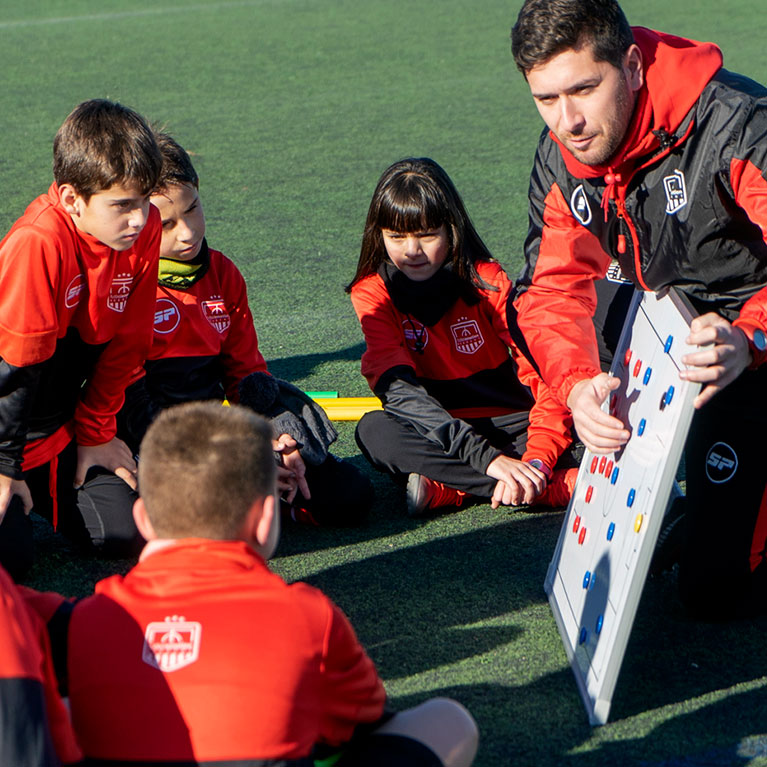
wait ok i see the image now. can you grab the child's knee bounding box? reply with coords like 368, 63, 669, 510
76, 471, 143, 555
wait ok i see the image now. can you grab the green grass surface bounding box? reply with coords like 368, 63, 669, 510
5, 1, 767, 764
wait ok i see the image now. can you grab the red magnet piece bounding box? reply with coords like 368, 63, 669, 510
578, 526, 587, 544
604, 460, 614, 477
586, 485, 594, 503
573, 515, 581, 533
599, 456, 607, 473
624, 348, 632, 366
590, 456, 598, 473
633, 359, 642, 377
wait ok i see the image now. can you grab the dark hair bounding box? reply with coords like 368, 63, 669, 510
511, 0, 634, 74
152, 131, 199, 192
138, 402, 276, 540
53, 99, 162, 200
346, 157, 494, 293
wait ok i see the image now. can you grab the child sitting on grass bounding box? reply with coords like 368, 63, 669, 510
118, 133, 372, 526
0, 99, 163, 578
348, 157, 578, 515
31, 401, 479, 766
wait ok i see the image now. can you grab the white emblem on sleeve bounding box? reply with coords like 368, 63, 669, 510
570, 184, 592, 226
65, 273, 85, 309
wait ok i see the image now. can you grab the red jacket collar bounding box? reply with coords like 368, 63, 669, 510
552, 27, 723, 180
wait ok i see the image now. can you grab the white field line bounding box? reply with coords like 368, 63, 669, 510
0, 1, 267, 30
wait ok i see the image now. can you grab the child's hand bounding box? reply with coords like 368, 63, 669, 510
0, 475, 33, 522
486, 455, 547, 509
75, 438, 138, 490
273, 434, 310, 502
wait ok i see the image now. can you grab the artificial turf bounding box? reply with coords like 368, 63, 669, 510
4, 0, 767, 764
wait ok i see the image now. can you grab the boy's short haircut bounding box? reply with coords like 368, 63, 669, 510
153, 131, 199, 192
511, 0, 634, 74
138, 402, 276, 540
53, 99, 162, 200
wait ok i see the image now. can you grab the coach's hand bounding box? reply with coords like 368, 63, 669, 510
75, 437, 138, 490
567, 373, 629, 454
681, 312, 750, 408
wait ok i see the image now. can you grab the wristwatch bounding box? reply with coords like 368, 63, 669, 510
741, 324, 767, 368
527, 459, 552, 479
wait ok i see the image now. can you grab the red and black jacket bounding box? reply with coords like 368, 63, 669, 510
118, 242, 268, 449
512, 28, 767, 404
0, 183, 160, 477
1, 567, 81, 765
141, 241, 267, 406
351, 259, 572, 473
26, 540, 386, 766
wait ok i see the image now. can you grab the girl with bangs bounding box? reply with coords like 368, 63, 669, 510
347, 157, 578, 515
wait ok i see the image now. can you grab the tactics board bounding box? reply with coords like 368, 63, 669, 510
544, 288, 702, 725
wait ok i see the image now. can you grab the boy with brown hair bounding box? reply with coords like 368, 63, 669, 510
117, 132, 373, 525
0, 98, 162, 578
37, 402, 478, 766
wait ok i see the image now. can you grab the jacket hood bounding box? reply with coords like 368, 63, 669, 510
553, 27, 723, 179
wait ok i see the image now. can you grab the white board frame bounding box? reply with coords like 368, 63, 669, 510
544, 287, 702, 725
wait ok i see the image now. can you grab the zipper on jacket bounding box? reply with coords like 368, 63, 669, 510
614, 197, 650, 290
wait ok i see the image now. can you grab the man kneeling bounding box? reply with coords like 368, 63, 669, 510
37, 401, 478, 766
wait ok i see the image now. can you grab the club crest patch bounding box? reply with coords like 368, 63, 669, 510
402, 318, 428, 353
65, 273, 85, 309
606, 262, 632, 284
663, 169, 687, 214
107, 272, 133, 313
451, 317, 484, 354
154, 298, 181, 334
570, 184, 592, 226
142, 616, 202, 672
201, 296, 230, 333
705, 441, 738, 484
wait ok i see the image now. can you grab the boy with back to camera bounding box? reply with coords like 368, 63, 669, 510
117, 132, 373, 525
33, 402, 479, 766
0, 99, 162, 579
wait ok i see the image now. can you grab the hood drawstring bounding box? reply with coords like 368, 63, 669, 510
601, 169, 627, 255
601, 169, 621, 222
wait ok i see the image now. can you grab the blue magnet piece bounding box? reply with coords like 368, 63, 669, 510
643, 367, 652, 385
607, 522, 615, 540
579, 627, 588, 645
664, 335, 673, 353
666, 385, 675, 405
596, 614, 604, 634
583, 571, 591, 589
638, 418, 646, 436
627, 488, 636, 507
611, 466, 619, 485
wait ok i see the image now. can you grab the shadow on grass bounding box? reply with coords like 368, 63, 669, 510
292, 514, 767, 767
267, 342, 366, 382
390, 671, 767, 767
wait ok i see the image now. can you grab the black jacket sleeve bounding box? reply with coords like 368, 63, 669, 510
0, 358, 44, 479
